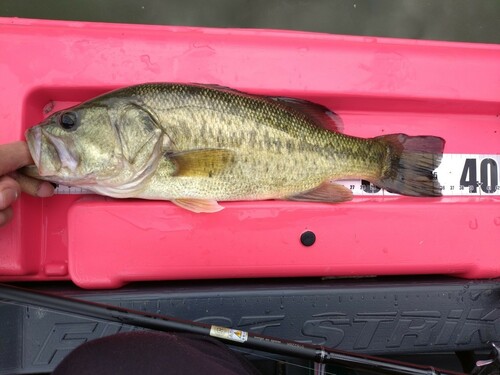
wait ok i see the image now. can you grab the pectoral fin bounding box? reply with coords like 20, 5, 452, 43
172, 198, 224, 213
287, 182, 353, 203
167, 149, 235, 177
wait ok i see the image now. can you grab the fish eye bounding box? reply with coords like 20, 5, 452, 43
59, 111, 79, 131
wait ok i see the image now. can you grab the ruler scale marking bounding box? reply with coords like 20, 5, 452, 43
54, 154, 500, 197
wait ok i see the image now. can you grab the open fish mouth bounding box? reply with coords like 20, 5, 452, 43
25, 126, 80, 176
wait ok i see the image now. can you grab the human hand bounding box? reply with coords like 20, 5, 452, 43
0, 141, 55, 227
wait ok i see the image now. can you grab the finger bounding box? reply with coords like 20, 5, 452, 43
0, 175, 21, 210
0, 141, 34, 175
0, 207, 14, 227
13, 173, 55, 197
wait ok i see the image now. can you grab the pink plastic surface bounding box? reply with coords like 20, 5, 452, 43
0, 18, 499, 289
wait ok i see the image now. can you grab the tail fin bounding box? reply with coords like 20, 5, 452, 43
375, 134, 445, 197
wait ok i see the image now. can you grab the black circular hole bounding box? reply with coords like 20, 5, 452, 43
300, 231, 316, 247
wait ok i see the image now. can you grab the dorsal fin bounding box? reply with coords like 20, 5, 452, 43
192, 83, 344, 132
270, 97, 343, 133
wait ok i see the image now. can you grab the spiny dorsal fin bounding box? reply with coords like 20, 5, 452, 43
270, 97, 343, 133
167, 148, 235, 177
286, 181, 353, 203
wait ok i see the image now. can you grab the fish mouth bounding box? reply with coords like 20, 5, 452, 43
25, 126, 80, 176
26, 126, 42, 169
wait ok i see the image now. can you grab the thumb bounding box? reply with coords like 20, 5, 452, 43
0, 175, 21, 210
11, 172, 55, 198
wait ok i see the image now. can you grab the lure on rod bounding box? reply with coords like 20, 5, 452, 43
0, 283, 498, 375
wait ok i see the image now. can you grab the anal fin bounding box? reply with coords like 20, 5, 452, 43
172, 198, 224, 213
286, 182, 353, 203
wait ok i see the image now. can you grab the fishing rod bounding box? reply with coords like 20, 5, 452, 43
0, 283, 498, 375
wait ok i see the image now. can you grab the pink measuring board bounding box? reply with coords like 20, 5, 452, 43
0, 18, 499, 289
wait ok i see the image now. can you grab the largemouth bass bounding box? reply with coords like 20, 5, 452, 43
24, 83, 445, 213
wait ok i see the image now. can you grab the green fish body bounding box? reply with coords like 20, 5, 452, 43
25, 83, 444, 212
